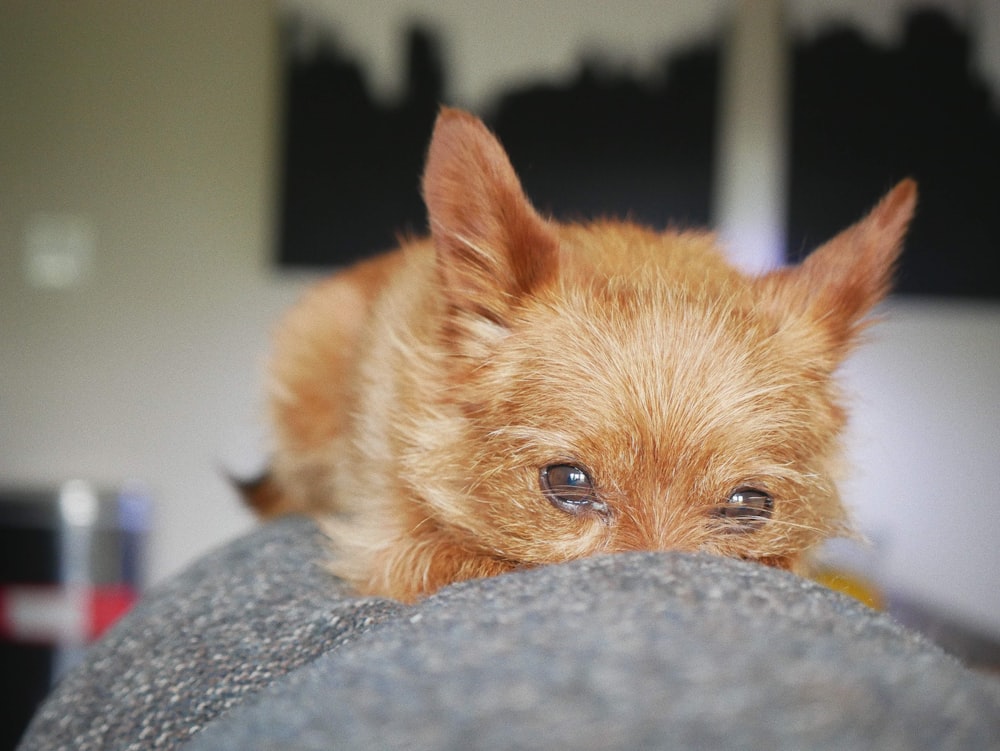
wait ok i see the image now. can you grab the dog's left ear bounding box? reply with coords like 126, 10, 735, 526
762, 179, 917, 360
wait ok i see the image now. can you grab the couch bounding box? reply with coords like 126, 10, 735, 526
18, 515, 1000, 750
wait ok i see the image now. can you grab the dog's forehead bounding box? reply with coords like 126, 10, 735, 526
508, 274, 804, 424
498, 301, 827, 482
486, 222, 835, 458
530, 258, 774, 370
495, 256, 829, 445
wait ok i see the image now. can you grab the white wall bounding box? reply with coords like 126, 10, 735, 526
0, 1, 308, 583
280, 0, 728, 108
842, 299, 1000, 634
2, 1, 998, 637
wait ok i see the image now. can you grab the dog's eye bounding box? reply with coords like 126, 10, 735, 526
540, 464, 607, 515
714, 487, 773, 531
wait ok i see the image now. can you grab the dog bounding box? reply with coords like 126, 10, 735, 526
250, 107, 916, 603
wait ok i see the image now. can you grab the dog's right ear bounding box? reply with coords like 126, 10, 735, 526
421, 108, 559, 344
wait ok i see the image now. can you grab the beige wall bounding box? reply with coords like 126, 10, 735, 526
0, 1, 308, 581
840, 300, 1000, 634
2, 1, 999, 636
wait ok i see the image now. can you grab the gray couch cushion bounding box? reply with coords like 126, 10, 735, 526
186, 549, 1000, 751
18, 517, 1000, 751
17, 516, 402, 751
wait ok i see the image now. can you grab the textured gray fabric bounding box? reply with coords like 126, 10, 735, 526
186, 551, 1000, 751
17, 516, 402, 751
18, 518, 1000, 751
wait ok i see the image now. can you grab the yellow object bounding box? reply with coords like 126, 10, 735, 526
812, 568, 885, 610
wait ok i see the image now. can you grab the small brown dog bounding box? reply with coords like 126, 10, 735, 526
253, 107, 916, 602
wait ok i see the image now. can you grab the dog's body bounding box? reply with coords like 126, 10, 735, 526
257, 108, 916, 602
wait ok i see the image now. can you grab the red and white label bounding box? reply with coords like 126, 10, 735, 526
0, 585, 138, 644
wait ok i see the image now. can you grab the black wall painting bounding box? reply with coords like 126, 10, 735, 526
278, 26, 445, 269
277, 22, 718, 270
277, 9, 999, 300
788, 10, 1000, 299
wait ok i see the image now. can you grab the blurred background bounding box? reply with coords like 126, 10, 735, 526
1, 0, 998, 725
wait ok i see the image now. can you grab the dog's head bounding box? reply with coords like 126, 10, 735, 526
413, 108, 916, 571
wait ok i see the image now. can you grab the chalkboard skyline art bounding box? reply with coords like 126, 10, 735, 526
277, 21, 719, 270
277, 25, 444, 269
788, 9, 1000, 299
276, 9, 999, 299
